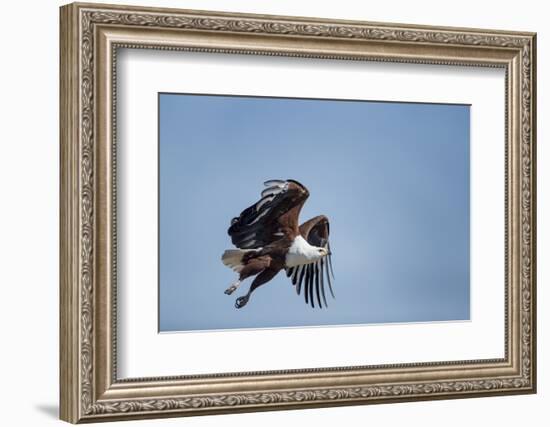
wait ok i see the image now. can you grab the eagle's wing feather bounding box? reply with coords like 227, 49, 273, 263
228, 179, 309, 249
286, 215, 335, 308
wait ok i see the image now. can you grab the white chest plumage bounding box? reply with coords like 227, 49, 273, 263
285, 236, 320, 268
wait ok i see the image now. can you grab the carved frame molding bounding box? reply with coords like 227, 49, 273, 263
60, 2, 536, 423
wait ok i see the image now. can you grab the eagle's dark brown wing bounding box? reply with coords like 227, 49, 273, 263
286, 215, 335, 308
228, 179, 309, 249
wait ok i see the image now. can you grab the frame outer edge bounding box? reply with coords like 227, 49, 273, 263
68, 1, 536, 36
529, 33, 537, 393
59, 2, 537, 422
60, 3, 80, 424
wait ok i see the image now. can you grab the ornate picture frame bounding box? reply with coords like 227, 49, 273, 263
60, 2, 536, 423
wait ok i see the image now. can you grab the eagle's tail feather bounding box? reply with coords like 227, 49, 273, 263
221, 249, 255, 273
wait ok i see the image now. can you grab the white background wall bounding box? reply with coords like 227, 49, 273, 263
0, 0, 545, 425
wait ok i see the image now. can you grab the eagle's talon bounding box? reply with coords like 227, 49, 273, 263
235, 296, 249, 309
224, 285, 237, 295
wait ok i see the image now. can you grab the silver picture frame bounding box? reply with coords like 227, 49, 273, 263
60, 2, 537, 422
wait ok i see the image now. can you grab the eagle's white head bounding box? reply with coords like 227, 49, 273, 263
286, 236, 329, 267
314, 247, 329, 259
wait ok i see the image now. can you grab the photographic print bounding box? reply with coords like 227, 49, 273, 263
159, 93, 470, 332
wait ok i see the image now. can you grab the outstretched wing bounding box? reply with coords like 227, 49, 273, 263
286, 215, 335, 308
228, 179, 309, 249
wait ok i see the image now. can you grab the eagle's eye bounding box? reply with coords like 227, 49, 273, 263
318, 249, 324, 253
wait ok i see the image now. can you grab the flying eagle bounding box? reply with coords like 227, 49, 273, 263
221, 179, 335, 309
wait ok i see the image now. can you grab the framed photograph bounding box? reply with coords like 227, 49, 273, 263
59, 2, 537, 423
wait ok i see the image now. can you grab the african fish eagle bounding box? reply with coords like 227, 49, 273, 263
221, 179, 335, 309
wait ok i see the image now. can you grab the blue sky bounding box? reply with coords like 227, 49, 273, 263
159, 93, 470, 332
